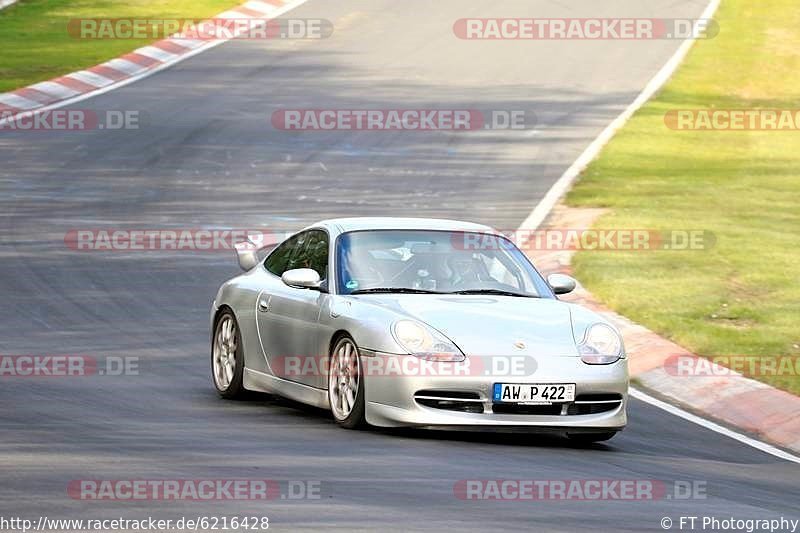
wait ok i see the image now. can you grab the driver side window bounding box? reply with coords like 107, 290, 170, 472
476, 253, 524, 290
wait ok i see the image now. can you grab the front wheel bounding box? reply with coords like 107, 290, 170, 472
328, 335, 366, 429
212, 310, 245, 399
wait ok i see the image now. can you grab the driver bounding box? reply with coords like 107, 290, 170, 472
447, 253, 482, 288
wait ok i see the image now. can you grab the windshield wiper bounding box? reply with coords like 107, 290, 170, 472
350, 287, 445, 295
450, 289, 537, 298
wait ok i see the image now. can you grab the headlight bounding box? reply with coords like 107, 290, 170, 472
391, 320, 465, 362
578, 323, 624, 364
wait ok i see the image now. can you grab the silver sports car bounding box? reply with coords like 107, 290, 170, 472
210, 217, 628, 442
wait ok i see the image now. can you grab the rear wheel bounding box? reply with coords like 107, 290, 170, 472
212, 310, 245, 399
566, 431, 617, 444
328, 335, 366, 429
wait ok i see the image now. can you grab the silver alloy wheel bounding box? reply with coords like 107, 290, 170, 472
213, 315, 237, 391
329, 339, 360, 420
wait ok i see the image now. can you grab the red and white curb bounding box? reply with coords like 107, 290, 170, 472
0, 0, 309, 125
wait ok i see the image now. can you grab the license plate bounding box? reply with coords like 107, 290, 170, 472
493, 383, 575, 404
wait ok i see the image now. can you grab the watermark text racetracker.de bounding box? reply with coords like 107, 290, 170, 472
0, 355, 140, 378
453, 18, 718, 40
0, 110, 146, 131
665, 109, 800, 130
453, 229, 715, 252
68, 18, 334, 40
272, 353, 537, 379
64, 229, 291, 252
67, 479, 321, 501
270, 109, 536, 131
664, 355, 800, 378
454, 479, 707, 501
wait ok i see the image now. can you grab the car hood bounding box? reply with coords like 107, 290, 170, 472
352, 294, 580, 357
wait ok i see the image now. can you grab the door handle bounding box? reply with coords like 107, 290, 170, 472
258, 298, 271, 312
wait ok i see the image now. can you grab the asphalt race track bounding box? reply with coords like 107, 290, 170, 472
1, 0, 799, 531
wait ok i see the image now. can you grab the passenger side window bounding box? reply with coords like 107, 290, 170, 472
285, 231, 310, 272
304, 231, 329, 280
264, 230, 329, 280
288, 230, 328, 280
264, 234, 302, 276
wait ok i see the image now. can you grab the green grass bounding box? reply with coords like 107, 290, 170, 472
0, 0, 241, 93
565, 0, 800, 394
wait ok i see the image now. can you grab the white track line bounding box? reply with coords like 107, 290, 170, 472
631, 388, 800, 464
516, 0, 800, 464
0, 0, 310, 127
518, 0, 723, 232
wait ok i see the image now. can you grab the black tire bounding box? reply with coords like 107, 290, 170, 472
328, 335, 366, 429
211, 310, 246, 399
566, 431, 618, 444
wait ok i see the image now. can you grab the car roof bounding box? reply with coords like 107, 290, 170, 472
306, 217, 496, 235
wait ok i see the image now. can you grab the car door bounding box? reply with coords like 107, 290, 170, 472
257, 229, 330, 388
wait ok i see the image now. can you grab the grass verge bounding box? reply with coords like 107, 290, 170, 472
565, 0, 800, 394
0, 0, 241, 93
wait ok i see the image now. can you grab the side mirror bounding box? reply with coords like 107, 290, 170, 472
547, 273, 577, 295
282, 268, 322, 289
235, 239, 259, 271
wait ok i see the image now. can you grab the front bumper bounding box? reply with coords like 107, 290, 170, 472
363, 352, 628, 431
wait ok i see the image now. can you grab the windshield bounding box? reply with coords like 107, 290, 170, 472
336, 230, 553, 298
